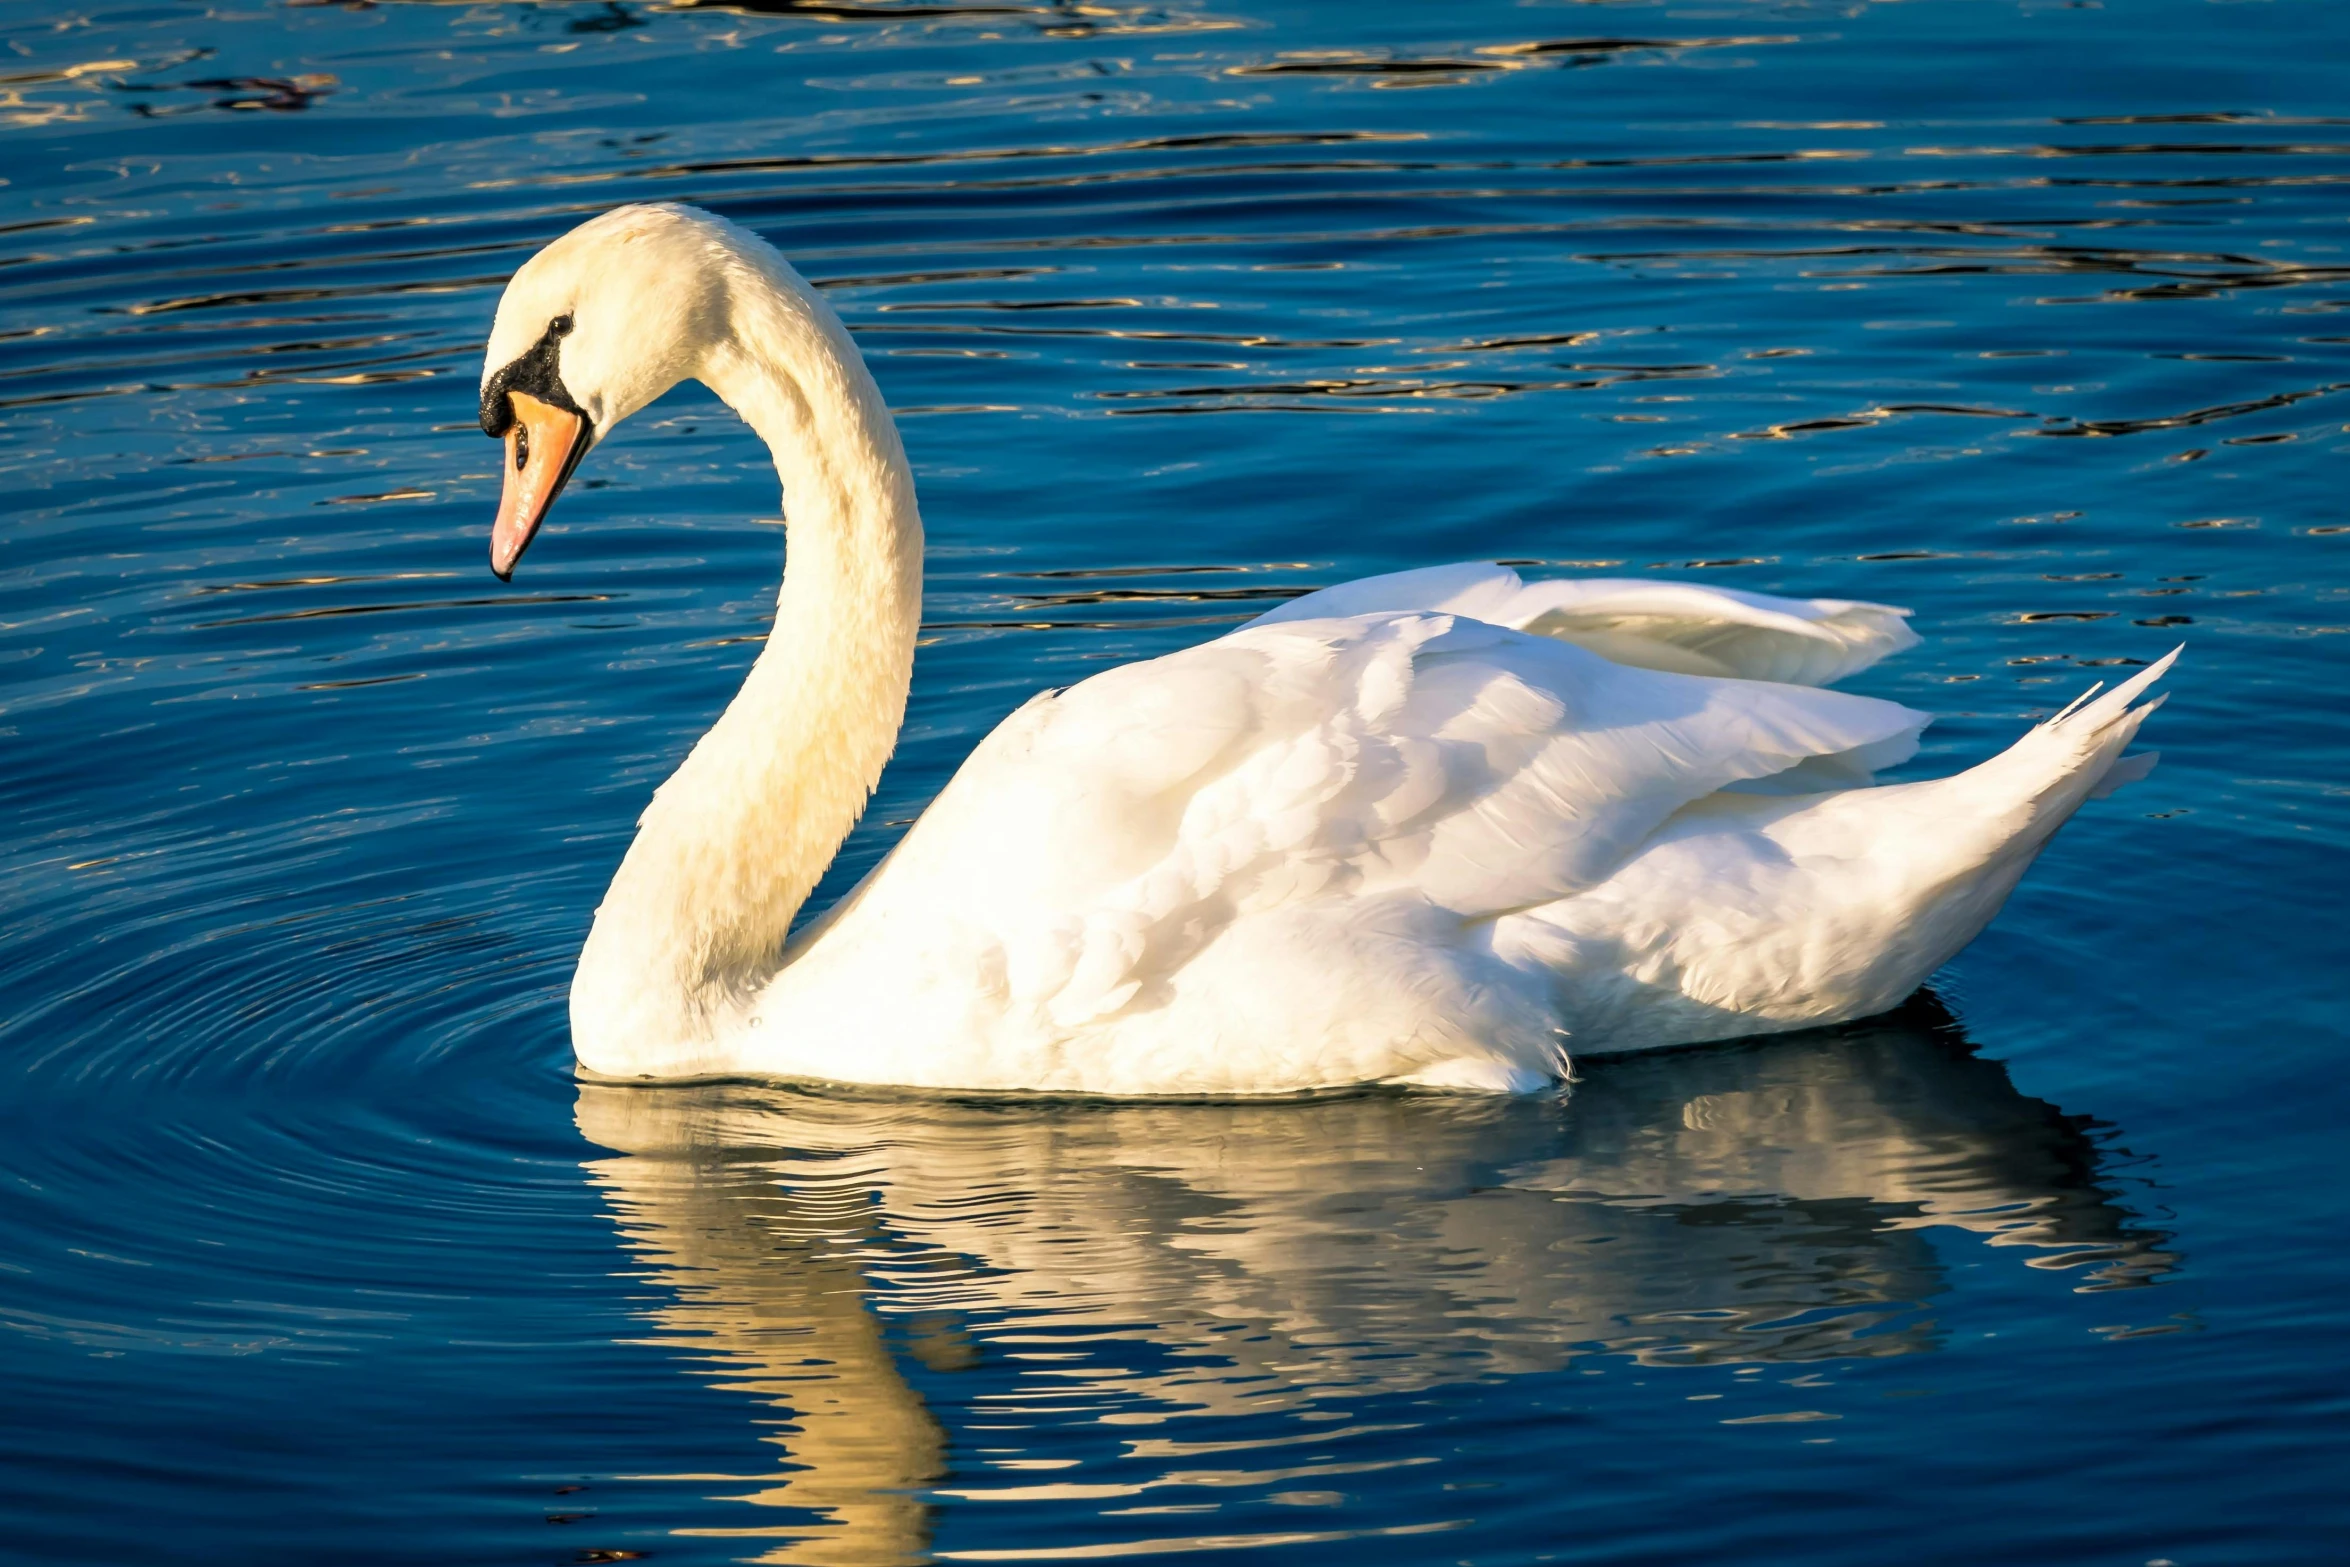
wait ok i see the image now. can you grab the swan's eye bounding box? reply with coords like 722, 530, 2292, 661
513, 423, 531, 471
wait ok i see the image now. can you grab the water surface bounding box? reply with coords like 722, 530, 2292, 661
3, 1, 2347, 1562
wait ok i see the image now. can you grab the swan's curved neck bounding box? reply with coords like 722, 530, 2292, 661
572, 252, 922, 1075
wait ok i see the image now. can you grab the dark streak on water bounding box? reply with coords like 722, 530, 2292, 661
2, 1, 2346, 1563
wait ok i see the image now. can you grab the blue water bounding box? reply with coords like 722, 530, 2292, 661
4, 0, 2347, 1560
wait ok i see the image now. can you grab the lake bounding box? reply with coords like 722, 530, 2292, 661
2, 0, 2345, 1562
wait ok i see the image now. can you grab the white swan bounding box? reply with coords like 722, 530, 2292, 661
480, 203, 2173, 1095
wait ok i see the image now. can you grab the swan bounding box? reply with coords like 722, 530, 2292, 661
481, 202, 2174, 1095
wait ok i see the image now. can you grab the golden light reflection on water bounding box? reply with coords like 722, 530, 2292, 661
577, 997, 2171, 1563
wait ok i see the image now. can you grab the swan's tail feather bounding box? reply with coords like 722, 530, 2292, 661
2046, 679, 2106, 725
2039, 646, 2177, 739
1978, 645, 2179, 824
2038, 646, 2176, 789
2088, 750, 2160, 800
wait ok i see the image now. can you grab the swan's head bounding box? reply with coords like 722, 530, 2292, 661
479, 203, 738, 579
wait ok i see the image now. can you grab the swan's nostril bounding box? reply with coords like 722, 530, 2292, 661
514, 425, 530, 472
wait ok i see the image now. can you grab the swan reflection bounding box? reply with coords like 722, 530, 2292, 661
576, 997, 2172, 1562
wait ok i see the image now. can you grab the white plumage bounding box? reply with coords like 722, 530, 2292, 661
479, 203, 2174, 1096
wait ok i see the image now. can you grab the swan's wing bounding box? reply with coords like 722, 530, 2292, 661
1253, 563, 1918, 685
1250, 562, 1536, 628
805, 611, 1926, 1037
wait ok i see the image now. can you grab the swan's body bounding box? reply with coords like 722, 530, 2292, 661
480, 203, 2172, 1096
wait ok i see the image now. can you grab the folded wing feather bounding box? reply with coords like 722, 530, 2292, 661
816, 605, 1927, 1040
1252, 562, 1919, 686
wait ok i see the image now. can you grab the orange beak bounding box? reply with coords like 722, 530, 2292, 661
490, 390, 591, 580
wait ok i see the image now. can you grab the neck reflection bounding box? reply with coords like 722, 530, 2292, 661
576, 995, 2174, 1563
